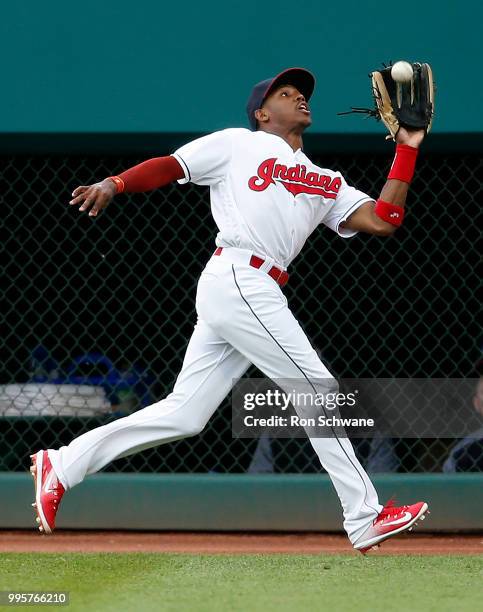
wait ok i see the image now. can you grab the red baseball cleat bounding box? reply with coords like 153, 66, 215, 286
354, 500, 429, 554
30, 450, 65, 534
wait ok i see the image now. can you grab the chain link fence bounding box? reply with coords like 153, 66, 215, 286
1, 150, 481, 474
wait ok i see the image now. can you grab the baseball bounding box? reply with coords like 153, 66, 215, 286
391, 61, 414, 83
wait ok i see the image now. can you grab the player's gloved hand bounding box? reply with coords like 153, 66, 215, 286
338, 62, 434, 144
69, 179, 117, 217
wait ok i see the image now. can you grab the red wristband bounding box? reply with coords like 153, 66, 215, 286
374, 199, 405, 227
387, 144, 419, 183
107, 176, 125, 194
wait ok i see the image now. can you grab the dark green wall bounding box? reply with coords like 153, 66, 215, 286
2, 473, 483, 531
1, 0, 480, 135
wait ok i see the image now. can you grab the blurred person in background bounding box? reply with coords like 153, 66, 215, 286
443, 376, 483, 472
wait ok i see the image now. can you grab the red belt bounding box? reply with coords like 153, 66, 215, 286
214, 247, 289, 287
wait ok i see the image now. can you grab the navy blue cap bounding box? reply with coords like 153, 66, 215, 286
246, 67, 315, 130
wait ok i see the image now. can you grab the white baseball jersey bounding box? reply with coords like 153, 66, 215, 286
172, 128, 373, 268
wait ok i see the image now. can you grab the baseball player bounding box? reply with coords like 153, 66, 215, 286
30, 67, 430, 553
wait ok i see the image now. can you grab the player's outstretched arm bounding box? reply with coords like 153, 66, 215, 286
69, 156, 185, 217
341, 127, 425, 236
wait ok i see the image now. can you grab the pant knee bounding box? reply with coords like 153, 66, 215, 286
168, 411, 206, 438
296, 372, 339, 396
325, 377, 339, 395
179, 420, 205, 437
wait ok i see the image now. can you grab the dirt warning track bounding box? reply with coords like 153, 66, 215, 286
1, 531, 481, 555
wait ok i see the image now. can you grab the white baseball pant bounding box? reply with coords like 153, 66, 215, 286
48, 247, 382, 543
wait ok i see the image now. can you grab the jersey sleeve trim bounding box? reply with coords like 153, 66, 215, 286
171, 153, 191, 185
335, 197, 374, 239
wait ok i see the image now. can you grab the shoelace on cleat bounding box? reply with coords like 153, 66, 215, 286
378, 501, 409, 523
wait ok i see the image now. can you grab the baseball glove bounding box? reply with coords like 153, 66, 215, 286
339, 62, 435, 139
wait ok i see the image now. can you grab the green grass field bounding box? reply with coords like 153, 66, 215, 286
0, 554, 481, 611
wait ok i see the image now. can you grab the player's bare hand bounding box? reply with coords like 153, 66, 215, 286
69, 179, 117, 217
395, 127, 425, 148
